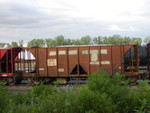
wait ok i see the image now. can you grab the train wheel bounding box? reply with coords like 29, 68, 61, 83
7, 77, 16, 85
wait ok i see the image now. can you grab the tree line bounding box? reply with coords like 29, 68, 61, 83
0, 35, 150, 48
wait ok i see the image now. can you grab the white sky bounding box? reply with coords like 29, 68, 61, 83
0, 0, 150, 43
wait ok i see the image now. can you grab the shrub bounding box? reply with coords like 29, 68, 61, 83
72, 85, 115, 113
2, 68, 150, 113
85, 68, 135, 112
0, 85, 11, 113
134, 80, 150, 112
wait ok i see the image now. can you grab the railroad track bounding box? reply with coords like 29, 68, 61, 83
4, 79, 150, 94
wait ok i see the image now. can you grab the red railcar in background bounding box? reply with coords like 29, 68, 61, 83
0, 47, 22, 85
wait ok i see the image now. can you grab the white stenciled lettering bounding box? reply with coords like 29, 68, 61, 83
47, 59, 57, 66
101, 61, 110, 65
39, 68, 44, 70
58, 68, 64, 72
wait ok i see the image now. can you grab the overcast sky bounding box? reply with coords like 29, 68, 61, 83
0, 0, 150, 43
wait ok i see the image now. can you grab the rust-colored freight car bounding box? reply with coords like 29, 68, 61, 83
15, 44, 139, 84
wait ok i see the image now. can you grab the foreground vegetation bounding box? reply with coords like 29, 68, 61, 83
1, 69, 150, 113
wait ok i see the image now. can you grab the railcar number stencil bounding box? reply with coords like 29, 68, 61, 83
47, 59, 57, 66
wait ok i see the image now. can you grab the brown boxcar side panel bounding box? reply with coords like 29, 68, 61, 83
79, 47, 89, 76
120, 46, 125, 74
89, 46, 101, 74
38, 48, 47, 77
68, 47, 79, 77
112, 46, 121, 74
58, 48, 68, 77
100, 46, 112, 75
47, 48, 58, 77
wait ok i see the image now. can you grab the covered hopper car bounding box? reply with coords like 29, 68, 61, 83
0, 43, 143, 85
